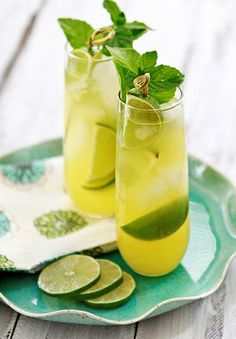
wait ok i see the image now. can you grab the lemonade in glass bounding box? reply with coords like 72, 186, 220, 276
64, 47, 119, 217
108, 47, 189, 276
58, 0, 149, 217
116, 92, 189, 276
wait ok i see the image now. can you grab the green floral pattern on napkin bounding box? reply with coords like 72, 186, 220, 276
0, 211, 10, 237
1, 161, 45, 184
34, 210, 87, 238
0, 255, 15, 270
0, 156, 116, 272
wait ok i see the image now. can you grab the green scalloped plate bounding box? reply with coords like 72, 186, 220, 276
0, 139, 236, 325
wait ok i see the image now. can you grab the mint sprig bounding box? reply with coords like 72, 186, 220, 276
107, 47, 184, 105
58, 0, 150, 55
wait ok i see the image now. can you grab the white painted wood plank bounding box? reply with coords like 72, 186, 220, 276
0, 0, 42, 84
223, 261, 236, 339
0, 302, 18, 338
182, 0, 236, 183
136, 301, 202, 339
12, 315, 135, 339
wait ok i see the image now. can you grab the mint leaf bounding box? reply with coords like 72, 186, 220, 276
107, 47, 140, 73
103, 0, 126, 26
149, 65, 184, 104
154, 65, 184, 87
116, 64, 136, 102
150, 87, 176, 105
137, 51, 158, 73
102, 26, 133, 55
124, 21, 150, 40
58, 18, 93, 49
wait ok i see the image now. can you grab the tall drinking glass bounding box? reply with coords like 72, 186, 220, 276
64, 45, 119, 218
116, 89, 189, 276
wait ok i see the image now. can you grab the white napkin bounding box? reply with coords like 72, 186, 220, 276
0, 157, 116, 272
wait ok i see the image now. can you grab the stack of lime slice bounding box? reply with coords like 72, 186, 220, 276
38, 255, 136, 309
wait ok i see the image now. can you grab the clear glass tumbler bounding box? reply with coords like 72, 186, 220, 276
116, 89, 189, 276
64, 45, 119, 218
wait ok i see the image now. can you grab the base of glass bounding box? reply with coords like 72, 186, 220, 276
127, 264, 179, 277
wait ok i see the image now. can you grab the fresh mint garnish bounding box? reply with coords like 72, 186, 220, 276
58, 18, 93, 49
105, 47, 140, 73
58, 0, 150, 56
107, 47, 184, 105
149, 65, 184, 104
101, 26, 133, 56
137, 51, 158, 73
115, 63, 136, 102
124, 21, 150, 40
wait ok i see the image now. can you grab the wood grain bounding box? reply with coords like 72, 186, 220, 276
11, 315, 135, 339
0, 302, 18, 339
0, 0, 43, 89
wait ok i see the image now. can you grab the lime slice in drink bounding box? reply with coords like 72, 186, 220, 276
123, 95, 162, 150
83, 124, 116, 189
122, 197, 189, 240
78, 259, 123, 300
93, 50, 103, 60
38, 255, 100, 296
127, 95, 158, 111
67, 49, 92, 78
83, 272, 136, 309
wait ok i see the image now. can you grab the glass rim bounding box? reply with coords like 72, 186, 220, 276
65, 42, 113, 63
118, 87, 183, 112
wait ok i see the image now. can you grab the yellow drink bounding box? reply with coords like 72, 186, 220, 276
64, 48, 119, 217
116, 92, 189, 276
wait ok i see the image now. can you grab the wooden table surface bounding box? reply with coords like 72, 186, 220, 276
0, 0, 236, 338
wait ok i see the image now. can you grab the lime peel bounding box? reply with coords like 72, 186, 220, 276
78, 259, 123, 300
122, 197, 189, 240
83, 272, 136, 309
38, 255, 100, 296
83, 124, 116, 189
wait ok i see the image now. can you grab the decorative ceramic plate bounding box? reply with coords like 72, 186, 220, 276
0, 139, 236, 325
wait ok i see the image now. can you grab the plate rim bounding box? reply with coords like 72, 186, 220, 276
1, 252, 235, 325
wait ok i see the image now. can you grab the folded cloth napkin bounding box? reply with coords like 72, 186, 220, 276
0, 157, 116, 272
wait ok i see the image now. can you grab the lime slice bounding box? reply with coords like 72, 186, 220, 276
83, 272, 136, 309
123, 95, 162, 150
38, 255, 100, 296
67, 49, 92, 78
83, 124, 116, 189
78, 259, 123, 300
93, 50, 103, 60
127, 94, 158, 111
122, 197, 189, 240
